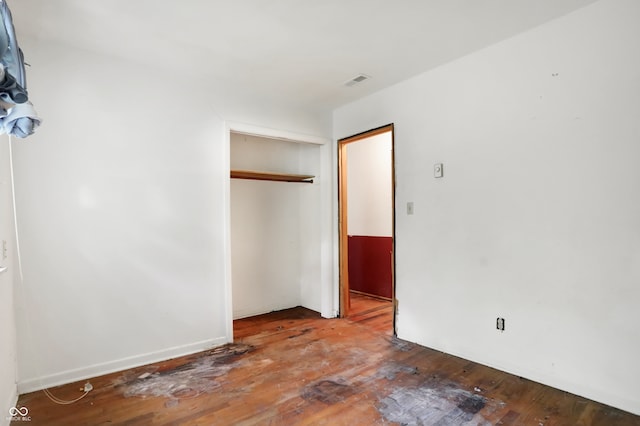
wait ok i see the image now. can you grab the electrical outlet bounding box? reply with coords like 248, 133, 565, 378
496, 317, 505, 331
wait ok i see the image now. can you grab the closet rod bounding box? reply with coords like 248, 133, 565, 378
231, 170, 314, 184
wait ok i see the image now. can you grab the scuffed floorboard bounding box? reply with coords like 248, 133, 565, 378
116, 343, 254, 401
12, 301, 640, 425
378, 379, 496, 425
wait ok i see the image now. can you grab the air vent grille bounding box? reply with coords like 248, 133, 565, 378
344, 74, 371, 87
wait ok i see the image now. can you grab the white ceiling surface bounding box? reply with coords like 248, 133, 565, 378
11, 0, 598, 114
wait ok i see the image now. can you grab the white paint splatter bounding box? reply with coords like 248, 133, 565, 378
119, 344, 252, 400
378, 384, 494, 426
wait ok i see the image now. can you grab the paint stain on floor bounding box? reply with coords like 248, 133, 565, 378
287, 328, 314, 339
300, 378, 357, 404
376, 363, 420, 380
389, 336, 415, 352
116, 343, 253, 401
378, 382, 495, 426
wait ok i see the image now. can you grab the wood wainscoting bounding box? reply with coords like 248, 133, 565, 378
348, 235, 393, 299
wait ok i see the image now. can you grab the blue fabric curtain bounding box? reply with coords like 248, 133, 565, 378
0, 0, 40, 138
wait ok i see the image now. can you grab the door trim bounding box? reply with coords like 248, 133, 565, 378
337, 124, 395, 329
225, 122, 332, 342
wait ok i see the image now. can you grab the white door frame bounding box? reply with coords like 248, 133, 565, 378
222, 121, 333, 342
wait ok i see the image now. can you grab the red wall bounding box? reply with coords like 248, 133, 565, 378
348, 235, 393, 299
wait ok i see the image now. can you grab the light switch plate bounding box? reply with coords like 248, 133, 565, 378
407, 202, 414, 215
434, 163, 443, 178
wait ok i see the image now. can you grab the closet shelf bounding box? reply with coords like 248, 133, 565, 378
230, 170, 314, 184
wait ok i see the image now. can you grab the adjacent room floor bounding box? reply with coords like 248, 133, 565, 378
13, 294, 638, 425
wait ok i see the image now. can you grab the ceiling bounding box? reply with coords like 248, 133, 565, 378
10, 0, 599, 114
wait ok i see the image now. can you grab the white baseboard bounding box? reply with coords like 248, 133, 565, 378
17, 337, 229, 394
397, 330, 640, 416
233, 302, 301, 320
1, 388, 18, 426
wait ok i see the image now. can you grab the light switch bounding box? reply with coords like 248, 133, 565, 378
407, 202, 414, 215
434, 163, 443, 178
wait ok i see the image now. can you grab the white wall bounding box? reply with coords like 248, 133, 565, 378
334, 0, 640, 415
0, 136, 17, 425
230, 134, 321, 318
346, 132, 392, 237
12, 41, 227, 392
297, 140, 325, 314
11, 31, 333, 393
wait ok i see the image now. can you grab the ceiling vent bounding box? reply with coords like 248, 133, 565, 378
344, 74, 371, 87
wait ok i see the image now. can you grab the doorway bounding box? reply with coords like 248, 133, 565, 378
338, 124, 395, 333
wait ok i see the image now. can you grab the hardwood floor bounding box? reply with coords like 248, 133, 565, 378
347, 291, 394, 336
12, 302, 639, 425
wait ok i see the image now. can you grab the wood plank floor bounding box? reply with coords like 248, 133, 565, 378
347, 292, 394, 336
13, 300, 639, 425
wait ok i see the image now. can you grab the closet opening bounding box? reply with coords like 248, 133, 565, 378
229, 131, 321, 324
338, 124, 396, 335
